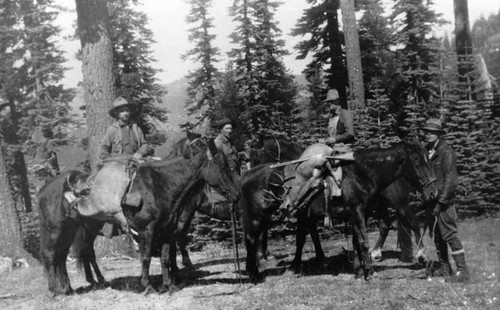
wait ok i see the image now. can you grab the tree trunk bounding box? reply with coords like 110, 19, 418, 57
340, 0, 365, 111
75, 0, 115, 171
326, 0, 348, 108
454, 0, 475, 100
0, 138, 26, 258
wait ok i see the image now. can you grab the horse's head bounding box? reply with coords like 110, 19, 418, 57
203, 139, 240, 202
402, 136, 438, 203
260, 137, 304, 164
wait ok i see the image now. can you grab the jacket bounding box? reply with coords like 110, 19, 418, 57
98, 121, 152, 161
328, 109, 355, 144
428, 139, 458, 205
214, 133, 239, 172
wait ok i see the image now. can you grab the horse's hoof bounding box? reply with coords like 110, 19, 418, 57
183, 261, 195, 270
143, 285, 156, 295
62, 287, 74, 296
365, 270, 375, 281
283, 269, 296, 277
354, 269, 364, 279
158, 285, 179, 295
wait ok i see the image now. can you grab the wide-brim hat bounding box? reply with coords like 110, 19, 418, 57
216, 117, 233, 129
109, 97, 136, 117
323, 89, 340, 103
422, 118, 446, 134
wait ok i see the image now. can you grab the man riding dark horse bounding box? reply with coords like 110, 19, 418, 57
282, 89, 355, 222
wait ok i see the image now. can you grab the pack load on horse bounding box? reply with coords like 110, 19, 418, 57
38, 137, 239, 295
241, 137, 438, 283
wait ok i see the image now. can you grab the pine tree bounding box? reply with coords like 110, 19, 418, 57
107, 0, 167, 135
389, 0, 446, 132
228, 0, 297, 141
182, 0, 220, 131
291, 0, 347, 106
0, 0, 75, 211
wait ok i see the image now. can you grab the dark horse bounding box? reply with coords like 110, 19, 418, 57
38, 170, 105, 295
370, 177, 425, 263
242, 139, 437, 282
123, 140, 240, 293
38, 142, 239, 295
173, 136, 304, 270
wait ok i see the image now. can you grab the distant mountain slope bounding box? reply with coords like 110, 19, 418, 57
162, 77, 194, 131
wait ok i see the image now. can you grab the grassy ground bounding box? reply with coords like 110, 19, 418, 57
0, 217, 498, 310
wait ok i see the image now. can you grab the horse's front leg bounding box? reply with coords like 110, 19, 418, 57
371, 211, 390, 262
308, 215, 325, 264
351, 205, 373, 280
159, 240, 178, 294
290, 211, 308, 273
244, 230, 261, 283
175, 200, 199, 271
402, 209, 426, 265
138, 230, 155, 294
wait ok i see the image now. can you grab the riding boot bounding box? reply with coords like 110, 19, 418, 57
447, 252, 470, 283
428, 240, 452, 277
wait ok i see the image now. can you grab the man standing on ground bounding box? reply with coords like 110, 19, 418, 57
423, 118, 470, 283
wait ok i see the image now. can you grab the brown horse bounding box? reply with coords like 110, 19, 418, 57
38, 169, 103, 295
38, 141, 238, 295
173, 136, 304, 270
241, 139, 437, 282
123, 140, 240, 293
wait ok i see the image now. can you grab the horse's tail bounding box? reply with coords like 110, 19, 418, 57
72, 225, 86, 273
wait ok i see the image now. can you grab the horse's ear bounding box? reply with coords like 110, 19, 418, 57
207, 138, 218, 159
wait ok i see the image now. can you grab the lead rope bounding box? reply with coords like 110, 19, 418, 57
395, 215, 470, 309
208, 157, 242, 286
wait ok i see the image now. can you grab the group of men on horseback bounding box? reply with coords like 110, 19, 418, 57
68, 87, 470, 284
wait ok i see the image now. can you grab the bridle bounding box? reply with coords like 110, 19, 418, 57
404, 143, 437, 191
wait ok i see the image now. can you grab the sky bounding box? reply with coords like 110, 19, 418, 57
56, 0, 500, 88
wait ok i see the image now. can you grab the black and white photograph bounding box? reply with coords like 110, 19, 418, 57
0, 0, 498, 309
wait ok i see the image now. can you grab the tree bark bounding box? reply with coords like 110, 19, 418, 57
454, 0, 475, 100
326, 0, 348, 108
0, 137, 26, 258
340, 0, 365, 111
75, 0, 115, 171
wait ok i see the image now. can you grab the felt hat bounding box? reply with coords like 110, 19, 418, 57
323, 89, 340, 103
422, 118, 446, 134
109, 97, 136, 118
217, 117, 233, 130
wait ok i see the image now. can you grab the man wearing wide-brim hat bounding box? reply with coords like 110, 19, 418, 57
213, 117, 240, 174
320, 88, 355, 146
98, 97, 153, 161
422, 117, 470, 283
